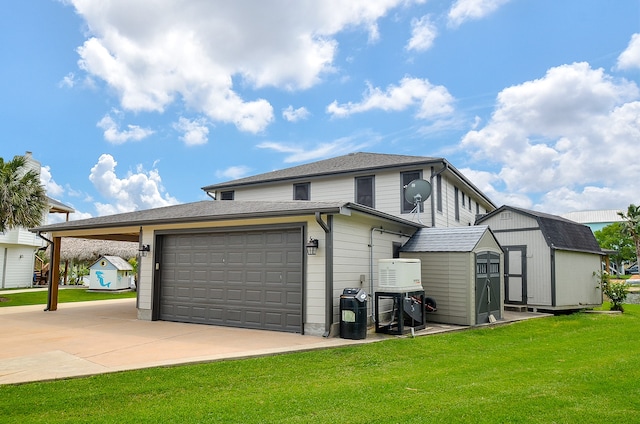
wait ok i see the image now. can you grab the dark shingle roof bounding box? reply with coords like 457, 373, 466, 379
202, 152, 441, 191
476, 205, 603, 255
400, 225, 495, 252
32, 200, 422, 233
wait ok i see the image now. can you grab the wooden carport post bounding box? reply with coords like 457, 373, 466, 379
46, 236, 61, 311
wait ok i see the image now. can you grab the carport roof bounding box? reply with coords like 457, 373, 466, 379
32, 200, 423, 234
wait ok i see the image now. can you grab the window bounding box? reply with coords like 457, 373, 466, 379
462, 192, 466, 208
401, 170, 423, 213
476, 202, 480, 215
220, 190, 234, 200
468, 196, 472, 211
454, 187, 460, 221
293, 182, 310, 200
355, 176, 375, 208
436, 174, 442, 212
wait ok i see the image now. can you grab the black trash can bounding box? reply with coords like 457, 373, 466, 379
340, 288, 368, 340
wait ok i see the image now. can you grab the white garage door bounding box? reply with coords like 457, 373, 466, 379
158, 227, 303, 333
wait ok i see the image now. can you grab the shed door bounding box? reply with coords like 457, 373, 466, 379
476, 252, 501, 324
157, 227, 303, 333
504, 246, 527, 304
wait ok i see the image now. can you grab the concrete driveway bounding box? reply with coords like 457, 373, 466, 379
0, 297, 547, 385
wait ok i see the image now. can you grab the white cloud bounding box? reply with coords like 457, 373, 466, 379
406, 15, 437, 52
460, 62, 640, 214
39, 166, 64, 198
215, 166, 252, 180
58, 72, 76, 88
327, 77, 455, 119
173, 117, 209, 146
257, 134, 376, 163
97, 112, 154, 144
448, 0, 510, 28
616, 33, 640, 71
282, 106, 310, 122
89, 154, 179, 215
69, 0, 418, 134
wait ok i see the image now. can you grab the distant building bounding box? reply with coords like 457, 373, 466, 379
561, 210, 624, 233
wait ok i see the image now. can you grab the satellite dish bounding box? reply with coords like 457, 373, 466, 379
404, 179, 431, 224
404, 179, 432, 204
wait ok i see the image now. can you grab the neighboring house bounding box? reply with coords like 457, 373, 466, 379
0, 152, 74, 289
202, 152, 497, 228
89, 256, 134, 291
561, 209, 624, 233
400, 226, 503, 326
476, 206, 603, 311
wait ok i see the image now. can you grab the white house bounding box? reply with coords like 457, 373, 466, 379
0, 152, 74, 289
33, 152, 499, 336
89, 255, 134, 291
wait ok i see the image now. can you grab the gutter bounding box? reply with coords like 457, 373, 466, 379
316, 212, 333, 338
37, 232, 54, 311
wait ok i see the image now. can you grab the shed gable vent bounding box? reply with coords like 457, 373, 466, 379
500, 212, 512, 220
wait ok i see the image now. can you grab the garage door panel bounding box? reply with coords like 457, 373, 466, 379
159, 228, 303, 333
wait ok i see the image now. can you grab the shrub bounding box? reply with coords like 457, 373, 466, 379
596, 271, 629, 311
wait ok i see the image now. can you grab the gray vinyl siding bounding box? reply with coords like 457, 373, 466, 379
225, 168, 489, 227
331, 214, 416, 324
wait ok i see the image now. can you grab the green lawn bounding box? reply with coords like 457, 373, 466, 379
1, 306, 639, 423
0, 288, 137, 307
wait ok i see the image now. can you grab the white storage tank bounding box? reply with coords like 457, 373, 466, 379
377, 258, 422, 293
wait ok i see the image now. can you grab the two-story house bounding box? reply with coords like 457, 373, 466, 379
33, 152, 497, 336
1, 152, 74, 289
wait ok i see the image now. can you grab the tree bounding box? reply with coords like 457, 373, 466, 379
618, 204, 640, 266
594, 222, 636, 270
0, 155, 47, 232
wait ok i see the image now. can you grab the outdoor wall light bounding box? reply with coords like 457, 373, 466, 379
306, 238, 319, 256
139, 244, 151, 257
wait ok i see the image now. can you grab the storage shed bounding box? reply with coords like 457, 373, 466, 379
400, 225, 503, 326
89, 256, 133, 291
476, 206, 603, 311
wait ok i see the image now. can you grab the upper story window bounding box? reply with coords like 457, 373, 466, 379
436, 174, 442, 213
401, 170, 424, 213
220, 190, 234, 200
293, 182, 310, 200
355, 176, 375, 208
454, 187, 460, 222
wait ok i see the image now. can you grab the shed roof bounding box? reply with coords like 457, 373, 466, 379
476, 206, 603, 255
400, 225, 495, 252
91, 255, 133, 271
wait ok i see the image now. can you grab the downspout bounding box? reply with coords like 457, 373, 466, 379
37, 232, 54, 311
430, 162, 448, 228
315, 212, 333, 337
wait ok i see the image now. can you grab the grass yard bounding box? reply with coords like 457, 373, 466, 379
1, 305, 639, 423
0, 288, 137, 307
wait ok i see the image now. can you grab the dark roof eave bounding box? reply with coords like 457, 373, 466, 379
30, 204, 351, 234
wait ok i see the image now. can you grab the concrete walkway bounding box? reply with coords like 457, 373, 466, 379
0, 297, 548, 385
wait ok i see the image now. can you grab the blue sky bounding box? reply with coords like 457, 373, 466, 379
2, 0, 639, 222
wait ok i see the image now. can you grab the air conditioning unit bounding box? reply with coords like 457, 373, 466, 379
377, 258, 422, 293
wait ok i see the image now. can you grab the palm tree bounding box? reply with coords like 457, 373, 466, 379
0, 155, 47, 232
618, 204, 640, 267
